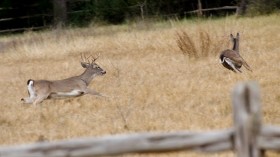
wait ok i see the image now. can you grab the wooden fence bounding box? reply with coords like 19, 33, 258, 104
0, 81, 280, 157
0, 4, 239, 34
186, 6, 238, 14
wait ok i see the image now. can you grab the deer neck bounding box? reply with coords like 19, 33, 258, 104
232, 39, 239, 52
79, 69, 94, 86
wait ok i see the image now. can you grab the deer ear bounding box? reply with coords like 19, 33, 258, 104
236, 33, 240, 39
230, 34, 234, 42
81, 62, 88, 68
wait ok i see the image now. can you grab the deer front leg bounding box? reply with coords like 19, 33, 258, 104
85, 88, 109, 97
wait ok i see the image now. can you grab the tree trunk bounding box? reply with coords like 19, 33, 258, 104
237, 0, 248, 15
197, 0, 203, 17
53, 0, 67, 27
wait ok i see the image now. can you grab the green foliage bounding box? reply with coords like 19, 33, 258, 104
67, 1, 95, 26
95, 0, 128, 24
1, 0, 280, 32
247, 0, 280, 15
0, 0, 12, 18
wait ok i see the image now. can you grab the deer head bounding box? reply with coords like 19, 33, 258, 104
80, 53, 106, 80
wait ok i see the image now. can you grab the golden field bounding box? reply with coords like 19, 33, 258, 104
0, 14, 280, 156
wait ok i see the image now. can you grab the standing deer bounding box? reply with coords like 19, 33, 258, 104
21, 54, 107, 105
219, 33, 252, 73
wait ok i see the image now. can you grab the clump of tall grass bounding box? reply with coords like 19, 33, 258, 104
176, 31, 198, 58
176, 29, 227, 59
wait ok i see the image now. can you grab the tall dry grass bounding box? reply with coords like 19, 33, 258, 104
176, 29, 227, 58
0, 15, 280, 157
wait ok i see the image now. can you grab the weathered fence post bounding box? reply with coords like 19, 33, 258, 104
53, 0, 67, 27
232, 82, 263, 157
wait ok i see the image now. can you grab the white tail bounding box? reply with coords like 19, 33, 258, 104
21, 54, 107, 105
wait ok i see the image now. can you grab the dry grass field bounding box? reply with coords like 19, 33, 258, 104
0, 14, 280, 156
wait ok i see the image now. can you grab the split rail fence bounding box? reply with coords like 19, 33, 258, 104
0, 81, 280, 157
0, 5, 238, 34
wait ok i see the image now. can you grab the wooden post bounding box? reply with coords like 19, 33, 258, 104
140, 4, 144, 20
53, 0, 67, 27
138, 0, 146, 21
236, 0, 248, 16
197, 0, 203, 17
232, 82, 263, 157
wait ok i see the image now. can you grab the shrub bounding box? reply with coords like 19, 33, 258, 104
176, 29, 226, 59
247, 0, 279, 15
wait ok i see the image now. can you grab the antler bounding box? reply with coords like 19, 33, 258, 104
92, 53, 100, 63
81, 53, 94, 63
80, 53, 86, 63
81, 53, 100, 64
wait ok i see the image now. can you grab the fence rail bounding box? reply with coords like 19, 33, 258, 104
0, 82, 279, 157
0, 5, 238, 34
186, 6, 238, 14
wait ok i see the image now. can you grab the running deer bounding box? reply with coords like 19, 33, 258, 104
219, 33, 252, 73
21, 54, 107, 105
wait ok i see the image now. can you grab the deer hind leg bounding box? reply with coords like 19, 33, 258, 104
21, 79, 36, 104
33, 94, 49, 106
224, 58, 242, 73
32, 88, 51, 106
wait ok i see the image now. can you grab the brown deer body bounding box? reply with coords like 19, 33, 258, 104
219, 33, 252, 73
21, 54, 106, 105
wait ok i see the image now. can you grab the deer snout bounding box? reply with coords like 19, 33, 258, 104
101, 71, 106, 75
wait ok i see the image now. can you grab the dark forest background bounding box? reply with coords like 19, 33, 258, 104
0, 0, 279, 33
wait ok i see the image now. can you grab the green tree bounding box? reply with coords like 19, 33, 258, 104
96, 0, 128, 24
247, 0, 279, 15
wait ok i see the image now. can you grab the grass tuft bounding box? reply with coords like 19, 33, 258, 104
176, 29, 227, 59
176, 30, 198, 58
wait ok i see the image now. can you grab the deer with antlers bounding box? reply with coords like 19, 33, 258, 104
21, 54, 107, 105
